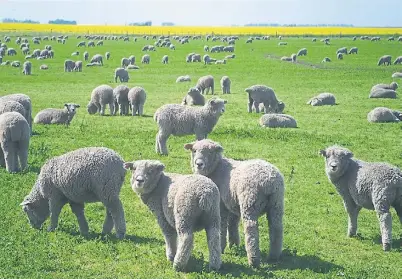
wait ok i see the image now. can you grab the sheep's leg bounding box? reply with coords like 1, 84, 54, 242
253, 101, 260, 113
220, 204, 229, 253
118, 104, 123, 115
174, 223, 194, 271
342, 198, 361, 237
109, 102, 115, 116
393, 200, 402, 223
195, 133, 207, 141
228, 212, 240, 247
156, 213, 177, 261
211, 84, 214, 95
138, 104, 144, 116
241, 209, 260, 267
157, 131, 169, 155
0, 147, 5, 167
266, 199, 284, 261
100, 104, 106, 116
48, 194, 67, 232
70, 202, 89, 235
102, 208, 114, 235
2, 142, 18, 173
104, 198, 126, 239
133, 104, 139, 116
374, 198, 393, 251
248, 96, 254, 113
155, 132, 161, 154
18, 140, 29, 171
131, 104, 137, 116
205, 221, 222, 270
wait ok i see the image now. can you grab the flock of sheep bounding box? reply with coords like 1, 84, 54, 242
0, 33, 401, 272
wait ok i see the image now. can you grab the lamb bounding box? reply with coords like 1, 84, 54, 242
154, 98, 227, 155
176, 75, 191, 83
367, 107, 402, 123
0, 111, 30, 173
336, 47, 348, 55
64, 59, 75, 72
141, 54, 150, 64
225, 54, 235, 59
22, 61, 32, 75
245, 85, 285, 113
281, 54, 296, 62
259, 113, 297, 128
203, 54, 211, 64
71, 51, 79, 56
11, 61, 20, 67
162, 55, 169, 64
348, 47, 358, 54
128, 55, 136, 65
113, 85, 130, 115
184, 139, 285, 266
86, 62, 101, 67
204, 45, 209, 52
20, 147, 127, 239
181, 87, 205, 106
191, 54, 201, 62
39, 64, 48, 70
90, 54, 103, 65
393, 56, 402, 65
369, 89, 397, 99
215, 59, 226, 64
34, 103, 80, 126
105, 52, 110, 60
322, 57, 331, 63
319, 145, 402, 251
337, 53, 343, 60
127, 86, 147, 116
0, 100, 26, 119
123, 160, 221, 271
377, 55, 392, 66
127, 65, 140, 70
195, 75, 214, 95
114, 68, 129, 83
220, 76, 231, 94
83, 51, 89, 61
392, 72, 402, 78
121, 57, 130, 68
74, 61, 83, 72
87, 84, 115, 116
370, 82, 398, 92
278, 42, 287, 46
297, 48, 307, 56
0, 94, 32, 133
307, 93, 336, 106
186, 53, 195, 62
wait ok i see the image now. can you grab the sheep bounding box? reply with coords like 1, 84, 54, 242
392, 72, 402, 78
11, 61, 20, 67
77, 41, 86, 47
367, 107, 402, 123
20, 147, 127, 239
90, 54, 103, 65
336, 47, 348, 55
322, 57, 331, 63
127, 65, 140, 70
204, 45, 209, 52
0, 94, 32, 133
162, 55, 169, 64
312, 38, 317, 42
105, 52, 110, 60
191, 54, 201, 62
141, 54, 150, 64
22, 61, 32, 75
281, 54, 296, 62
319, 145, 402, 251
113, 85, 130, 115
307, 93, 336, 106
297, 48, 307, 56
369, 89, 397, 99
64, 59, 75, 72
186, 52, 195, 62
87, 84, 115, 116
0, 111, 30, 173
114, 68, 129, 83
74, 61, 83, 72
127, 86, 147, 116
348, 47, 358, 54
22, 46, 30, 55
377, 55, 392, 66
83, 51, 89, 61
337, 53, 343, 60
34, 104, 80, 126
71, 51, 79, 56
370, 82, 398, 92
184, 139, 285, 266
40, 64, 48, 70
181, 87, 205, 106
86, 62, 101, 67
220, 76, 231, 94
245, 85, 285, 113
259, 113, 297, 128
176, 75, 191, 83
154, 98, 227, 155
121, 57, 130, 68
7, 48, 17, 56
393, 56, 402, 65
128, 55, 136, 65
123, 160, 221, 271
88, 41, 95, 47
215, 59, 226, 64
96, 40, 103, 46
195, 75, 214, 95
225, 54, 235, 60
0, 100, 26, 119
278, 42, 287, 46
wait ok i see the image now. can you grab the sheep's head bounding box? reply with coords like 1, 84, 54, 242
187, 87, 200, 97
276, 101, 285, 113
184, 139, 223, 176
390, 82, 398, 90
124, 160, 165, 195
319, 146, 353, 178
64, 103, 80, 115
20, 193, 50, 230
206, 97, 227, 115
87, 102, 97, 114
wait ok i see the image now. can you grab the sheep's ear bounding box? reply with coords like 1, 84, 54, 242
208, 99, 216, 106
156, 162, 165, 172
319, 149, 326, 157
64, 103, 68, 107
184, 143, 194, 150
345, 151, 353, 159
223, 100, 227, 104
214, 144, 224, 153
123, 162, 135, 170
75, 104, 80, 108
20, 198, 32, 206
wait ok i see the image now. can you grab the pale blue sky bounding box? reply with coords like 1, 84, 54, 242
1, 0, 401, 26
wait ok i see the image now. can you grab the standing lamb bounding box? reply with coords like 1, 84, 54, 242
348, 47, 358, 54
377, 55, 392, 66
74, 61, 83, 72
22, 61, 32, 75
367, 107, 402, 123
83, 51, 89, 61
121, 57, 130, 68
113, 85, 130, 115
141, 54, 150, 64
195, 75, 214, 95
307, 93, 336, 106
87, 84, 115, 116
128, 55, 136, 65
154, 98, 227, 155
124, 160, 221, 271
393, 56, 402, 65
64, 60, 75, 72
319, 146, 402, 251
114, 67, 129, 83
127, 86, 147, 116
181, 87, 205, 106
105, 52, 110, 60
220, 76, 231, 94
297, 48, 307, 56
245, 85, 285, 113
162, 55, 169, 64
21, 147, 127, 239
184, 139, 285, 266
34, 103, 80, 126
0, 111, 30, 173
90, 54, 103, 65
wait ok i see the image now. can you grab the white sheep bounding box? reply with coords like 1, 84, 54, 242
393, 56, 402, 65
220, 76, 231, 94
336, 47, 348, 55
195, 75, 214, 95
278, 42, 287, 46
204, 45, 209, 52
141, 54, 150, 64
21, 147, 127, 239
181, 87, 205, 106
176, 75, 191, 83
322, 57, 331, 63
114, 67, 129, 83
0, 93, 32, 133
369, 89, 397, 99
127, 65, 140, 70
22, 61, 32, 75
87, 84, 115, 116
0, 100, 26, 120
348, 47, 358, 54
127, 86, 147, 116
259, 113, 297, 128
123, 160, 221, 271
154, 98, 227, 155
113, 85, 130, 115
83, 51, 89, 61
367, 107, 401, 123
186, 52, 195, 62
392, 72, 402, 78
34, 103, 80, 126
307, 93, 336, 106
297, 48, 307, 56
191, 54, 201, 62
203, 54, 211, 64
215, 59, 226, 64
245, 85, 285, 113
377, 55, 392, 66
161, 55, 169, 64
40, 64, 48, 70
121, 57, 130, 68
337, 53, 343, 60
319, 145, 402, 251
74, 61, 83, 72
0, 111, 30, 173
184, 139, 285, 266
105, 52, 110, 60
128, 55, 136, 65
90, 54, 103, 65
64, 59, 75, 72
370, 82, 398, 92
281, 54, 296, 62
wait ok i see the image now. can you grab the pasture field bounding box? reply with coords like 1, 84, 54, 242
0, 34, 401, 279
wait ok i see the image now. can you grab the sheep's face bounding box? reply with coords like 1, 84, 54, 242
87, 102, 97, 114
184, 140, 223, 176
320, 146, 353, 178
21, 196, 50, 229
188, 87, 200, 97
207, 98, 227, 115
124, 160, 165, 195
65, 103, 80, 115
276, 102, 285, 113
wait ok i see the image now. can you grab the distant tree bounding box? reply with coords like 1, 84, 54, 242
48, 19, 77, 25
2, 18, 39, 24
128, 21, 152, 26
162, 22, 175, 26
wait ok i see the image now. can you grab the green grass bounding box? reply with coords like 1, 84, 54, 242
0, 34, 401, 279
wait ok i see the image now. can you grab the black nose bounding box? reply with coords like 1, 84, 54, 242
196, 162, 203, 167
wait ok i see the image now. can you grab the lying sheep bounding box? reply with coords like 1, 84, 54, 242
220, 76, 231, 94
11, 61, 20, 67
184, 139, 285, 266
34, 103, 80, 126
124, 160, 221, 271
0, 111, 30, 173
154, 98, 227, 155
141, 54, 150, 64
90, 54, 103, 65
378, 55, 392, 66
22, 61, 32, 75
392, 72, 402, 78
393, 56, 402, 65
281, 54, 296, 62
181, 87, 205, 106
64, 59, 75, 72
297, 48, 307, 56
322, 57, 331, 63
307, 93, 336, 106
195, 75, 214, 95
278, 42, 287, 46
215, 59, 226, 64
127, 65, 140, 70
370, 82, 398, 92
74, 61, 83, 72
349, 47, 358, 54
21, 147, 127, 239
0, 93, 32, 133
225, 54, 235, 59
114, 68, 129, 83
113, 85, 130, 115
337, 53, 343, 60
39, 64, 48, 70
176, 75, 191, 83
319, 146, 402, 251
245, 85, 285, 113
162, 55, 168, 64
367, 107, 402, 123
86, 62, 101, 67
127, 86, 147, 116
259, 113, 297, 128
71, 51, 79, 56
87, 84, 115, 115
369, 89, 397, 99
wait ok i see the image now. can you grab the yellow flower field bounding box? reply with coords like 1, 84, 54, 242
0, 23, 401, 36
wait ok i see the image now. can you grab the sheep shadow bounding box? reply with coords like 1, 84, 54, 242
66, 230, 164, 245
368, 234, 402, 251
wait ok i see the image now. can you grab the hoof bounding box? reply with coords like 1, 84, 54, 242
115, 232, 125, 240
383, 243, 391, 251
248, 257, 260, 268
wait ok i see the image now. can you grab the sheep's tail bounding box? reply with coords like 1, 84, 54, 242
199, 187, 219, 212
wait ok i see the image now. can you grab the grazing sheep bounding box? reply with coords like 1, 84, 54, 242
74, 61, 83, 72
154, 98, 227, 155
259, 113, 297, 128
204, 45, 209, 52
369, 89, 397, 99
113, 85, 130, 116
181, 87, 205, 106
21, 147, 127, 239
370, 82, 398, 92
377, 55, 392, 66
312, 38, 317, 42
320, 146, 402, 251
40, 64, 48, 70
297, 48, 307, 56
220, 76, 231, 94
184, 139, 285, 266
83, 51, 89, 61
128, 55, 136, 65
113, 68, 129, 83
141, 54, 150, 64
64, 59, 75, 72
162, 55, 169, 64
367, 107, 402, 123
7, 48, 17, 56
87, 84, 115, 116
176, 75, 191, 83
322, 57, 331, 63
195, 75, 214, 95
88, 41, 95, 47
121, 57, 130, 68
34, 104, 80, 126
191, 54, 201, 62
90, 54, 103, 65
348, 47, 358, 54
0, 94, 32, 133
392, 72, 402, 78
336, 47, 348, 55
22, 61, 32, 75
0, 100, 26, 120
22, 47, 30, 55
245, 85, 285, 113
393, 56, 402, 65
0, 112, 30, 173
77, 41, 86, 47
186, 52, 195, 62
337, 53, 343, 60
203, 54, 211, 64
124, 160, 221, 271
307, 93, 336, 106
127, 86, 147, 116
105, 52, 110, 60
